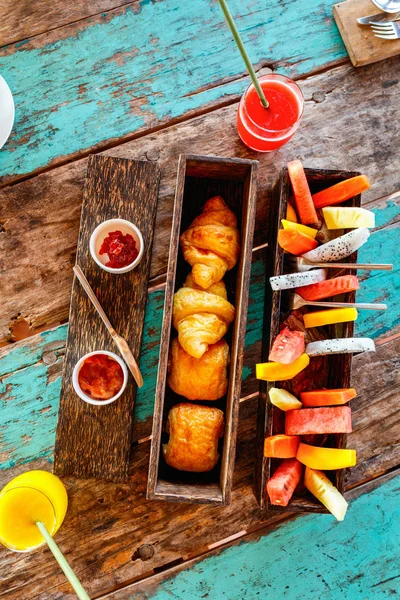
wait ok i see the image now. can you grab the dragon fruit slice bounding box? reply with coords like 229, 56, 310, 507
306, 338, 375, 356
270, 269, 327, 291
302, 228, 370, 263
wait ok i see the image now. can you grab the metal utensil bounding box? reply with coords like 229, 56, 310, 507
357, 11, 400, 24
289, 293, 387, 311
73, 265, 144, 388
371, 0, 400, 14
371, 19, 400, 38
288, 256, 393, 272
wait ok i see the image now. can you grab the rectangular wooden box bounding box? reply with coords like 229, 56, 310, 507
147, 154, 258, 505
254, 167, 361, 512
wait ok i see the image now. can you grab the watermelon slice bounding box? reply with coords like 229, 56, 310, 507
266, 458, 303, 506
278, 229, 318, 256
312, 175, 370, 209
300, 388, 357, 407
296, 275, 360, 301
269, 327, 305, 364
288, 160, 319, 225
285, 406, 352, 435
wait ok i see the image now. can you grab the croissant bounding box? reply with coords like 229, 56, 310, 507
180, 196, 240, 289
183, 272, 227, 299
163, 403, 224, 472
168, 338, 230, 400
173, 286, 235, 358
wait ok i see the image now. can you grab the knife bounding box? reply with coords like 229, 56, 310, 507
357, 11, 400, 24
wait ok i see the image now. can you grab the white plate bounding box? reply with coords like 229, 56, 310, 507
0, 76, 15, 149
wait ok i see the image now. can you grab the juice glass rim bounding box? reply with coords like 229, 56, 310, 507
241, 73, 304, 135
0, 485, 57, 553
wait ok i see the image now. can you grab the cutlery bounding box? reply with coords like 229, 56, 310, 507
289, 293, 387, 311
371, 0, 400, 13
73, 265, 144, 388
288, 256, 393, 272
357, 11, 400, 24
371, 20, 400, 38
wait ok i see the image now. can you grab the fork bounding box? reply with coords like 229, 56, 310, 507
371, 20, 400, 38
287, 255, 393, 272
289, 293, 387, 311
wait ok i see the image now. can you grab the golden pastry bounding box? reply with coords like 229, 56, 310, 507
183, 272, 227, 300
168, 338, 229, 400
180, 196, 240, 289
163, 403, 224, 472
173, 286, 235, 358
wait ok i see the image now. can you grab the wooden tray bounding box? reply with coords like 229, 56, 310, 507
147, 154, 258, 505
254, 167, 362, 512
333, 0, 400, 67
54, 155, 160, 482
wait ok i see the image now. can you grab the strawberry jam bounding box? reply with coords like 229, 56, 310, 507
78, 354, 124, 400
99, 230, 138, 268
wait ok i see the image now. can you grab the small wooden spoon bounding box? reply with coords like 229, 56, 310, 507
73, 265, 143, 388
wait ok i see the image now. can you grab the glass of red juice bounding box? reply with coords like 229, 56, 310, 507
237, 73, 304, 152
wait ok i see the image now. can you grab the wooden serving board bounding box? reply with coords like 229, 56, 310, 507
54, 155, 160, 482
334, 0, 400, 67
254, 167, 362, 513
147, 154, 258, 505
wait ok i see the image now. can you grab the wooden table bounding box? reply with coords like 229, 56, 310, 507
0, 1, 399, 598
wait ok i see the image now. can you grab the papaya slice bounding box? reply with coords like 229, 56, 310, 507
278, 229, 318, 256
312, 175, 370, 209
288, 160, 319, 225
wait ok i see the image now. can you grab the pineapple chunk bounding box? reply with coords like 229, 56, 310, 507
304, 467, 348, 521
322, 207, 375, 229
268, 387, 302, 411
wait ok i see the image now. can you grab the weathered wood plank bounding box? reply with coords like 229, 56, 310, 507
0, 0, 347, 182
0, 252, 264, 470
0, 0, 136, 47
0, 331, 398, 598
102, 472, 400, 600
1, 57, 400, 344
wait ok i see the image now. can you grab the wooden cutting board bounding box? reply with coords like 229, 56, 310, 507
54, 154, 160, 482
334, 0, 400, 66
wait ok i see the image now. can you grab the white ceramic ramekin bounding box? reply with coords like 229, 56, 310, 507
72, 350, 128, 406
89, 218, 144, 274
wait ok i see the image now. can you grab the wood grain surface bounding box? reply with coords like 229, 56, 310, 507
334, 0, 400, 67
1, 57, 400, 345
54, 155, 160, 481
0, 332, 398, 598
0, 1, 399, 598
147, 155, 258, 505
0, 0, 347, 184
255, 167, 361, 513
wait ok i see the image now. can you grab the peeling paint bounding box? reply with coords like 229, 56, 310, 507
0, 0, 346, 178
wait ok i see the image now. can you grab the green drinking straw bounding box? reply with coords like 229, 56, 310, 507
217, 0, 269, 109
36, 522, 90, 600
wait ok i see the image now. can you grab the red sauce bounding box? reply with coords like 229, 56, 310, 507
99, 230, 138, 268
78, 354, 124, 400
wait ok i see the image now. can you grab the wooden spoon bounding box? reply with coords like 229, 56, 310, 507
73, 265, 144, 388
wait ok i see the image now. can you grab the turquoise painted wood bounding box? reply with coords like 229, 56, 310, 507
0, 0, 346, 180
142, 475, 400, 600
0, 259, 265, 470
1, 206, 398, 472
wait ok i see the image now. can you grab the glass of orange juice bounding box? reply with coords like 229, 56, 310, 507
0, 470, 68, 552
